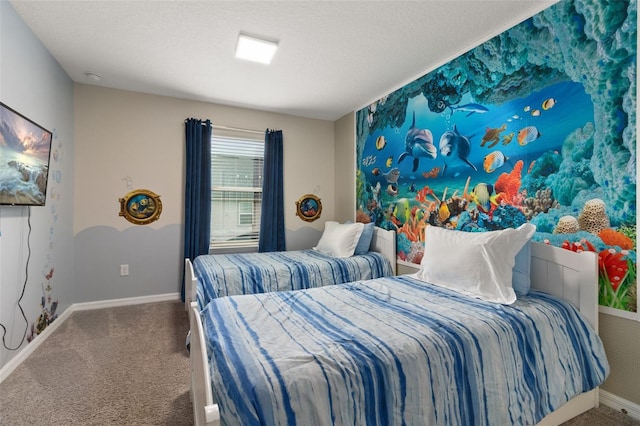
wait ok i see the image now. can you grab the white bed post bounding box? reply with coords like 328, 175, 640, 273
185, 258, 195, 311
189, 302, 221, 426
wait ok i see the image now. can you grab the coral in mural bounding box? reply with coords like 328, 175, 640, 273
523, 188, 558, 221
597, 249, 636, 312
598, 228, 634, 250
554, 215, 580, 234
356, 209, 371, 224
546, 123, 596, 205
617, 223, 637, 249
556, 239, 636, 312
578, 198, 611, 234
494, 160, 523, 204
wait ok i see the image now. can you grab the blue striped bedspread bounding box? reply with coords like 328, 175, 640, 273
202, 275, 609, 426
193, 250, 393, 308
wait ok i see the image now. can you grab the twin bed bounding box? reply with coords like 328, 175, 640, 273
185, 225, 397, 310
186, 224, 609, 426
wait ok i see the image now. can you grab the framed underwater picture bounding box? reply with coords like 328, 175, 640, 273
119, 189, 162, 225
355, 0, 637, 317
295, 194, 322, 222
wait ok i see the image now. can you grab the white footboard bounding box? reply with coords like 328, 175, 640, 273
189, 302, 220, 426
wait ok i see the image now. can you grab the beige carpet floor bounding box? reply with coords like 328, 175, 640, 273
0, 300, 638, 425
0, 301, 193, 425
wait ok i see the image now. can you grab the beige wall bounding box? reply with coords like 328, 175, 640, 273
74, 84, 334, 241
72, 84, 336, 302
334, 112, 356, 222
599, 314, 640, 405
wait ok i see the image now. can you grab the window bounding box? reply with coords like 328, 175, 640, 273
210, 136, 263, 250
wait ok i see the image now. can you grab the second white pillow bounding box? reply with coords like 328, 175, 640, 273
313, 221, 365, 258
416, 223, 536, 304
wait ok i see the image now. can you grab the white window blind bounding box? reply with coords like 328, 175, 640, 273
210, 136, 263, 249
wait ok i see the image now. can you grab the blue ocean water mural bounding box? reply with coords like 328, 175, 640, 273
355, 0, 637, 312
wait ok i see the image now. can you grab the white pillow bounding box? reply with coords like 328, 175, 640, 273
313, 221, 365, 258
416, 223, 536, 304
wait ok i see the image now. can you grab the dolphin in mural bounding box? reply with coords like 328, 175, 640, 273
439, 124, 478, 176
398, 111, 437, 172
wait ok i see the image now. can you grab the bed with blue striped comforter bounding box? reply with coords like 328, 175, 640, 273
203, 275, 609, 426
193, 250, 393, 308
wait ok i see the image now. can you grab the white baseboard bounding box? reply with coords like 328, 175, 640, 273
72, 292, 180, 311
0, 306, 74, 384
0, 292, 181, 384
600, 389, 640, 420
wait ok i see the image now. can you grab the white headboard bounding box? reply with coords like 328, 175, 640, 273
530, 242, 599, 330
371, 227, 396, 275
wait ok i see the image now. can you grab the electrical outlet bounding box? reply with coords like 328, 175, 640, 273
120, 264, 129, 276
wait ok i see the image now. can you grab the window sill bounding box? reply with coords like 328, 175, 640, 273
209, 243, 258, 255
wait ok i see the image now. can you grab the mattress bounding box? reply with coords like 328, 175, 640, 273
202, 275, 609, 426
193, 249, 393, 308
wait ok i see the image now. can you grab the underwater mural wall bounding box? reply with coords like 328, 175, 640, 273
355, 0, 637, 314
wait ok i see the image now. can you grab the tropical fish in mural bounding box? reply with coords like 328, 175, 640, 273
415, 185, 434, 203
470, 183, 494, 212
483, 151, 509, 173
362, 155, 376, 166
386, 156, 394, 167
371, 167, 381, 176
398, 111, 437, 172
531, 109, 541, 117
393, 198, 411, 224
542, 98, 556, 110
447, 102, 489, 117
438, 124, 477, 176
470, 182, 504, 217
480, 123, 508, 148
383, 168, 400, 183
438, 202, 451, 222
376, 135, 387, 150
517, 126, 542, 146
422, 166, 441, 179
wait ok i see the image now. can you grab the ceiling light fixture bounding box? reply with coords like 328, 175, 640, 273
235, 34, 278, 64
85, 72, 102, 82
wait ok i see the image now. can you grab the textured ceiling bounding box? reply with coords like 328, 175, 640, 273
10, 1, 558, 121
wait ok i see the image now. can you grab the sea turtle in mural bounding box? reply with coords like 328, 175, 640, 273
398, 111, 437, 172
481, 123, 508, 148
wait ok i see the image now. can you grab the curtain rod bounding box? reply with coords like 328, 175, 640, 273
212, 124, 264, 135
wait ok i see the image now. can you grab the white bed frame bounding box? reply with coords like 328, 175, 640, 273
189, 241, 599, 426
184, 226, 397, 311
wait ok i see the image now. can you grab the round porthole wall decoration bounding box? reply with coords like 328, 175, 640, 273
295, 194, 322, 222
119, 189, 162, 225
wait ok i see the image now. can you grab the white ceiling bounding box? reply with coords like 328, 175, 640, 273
10, 0, 558, 121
